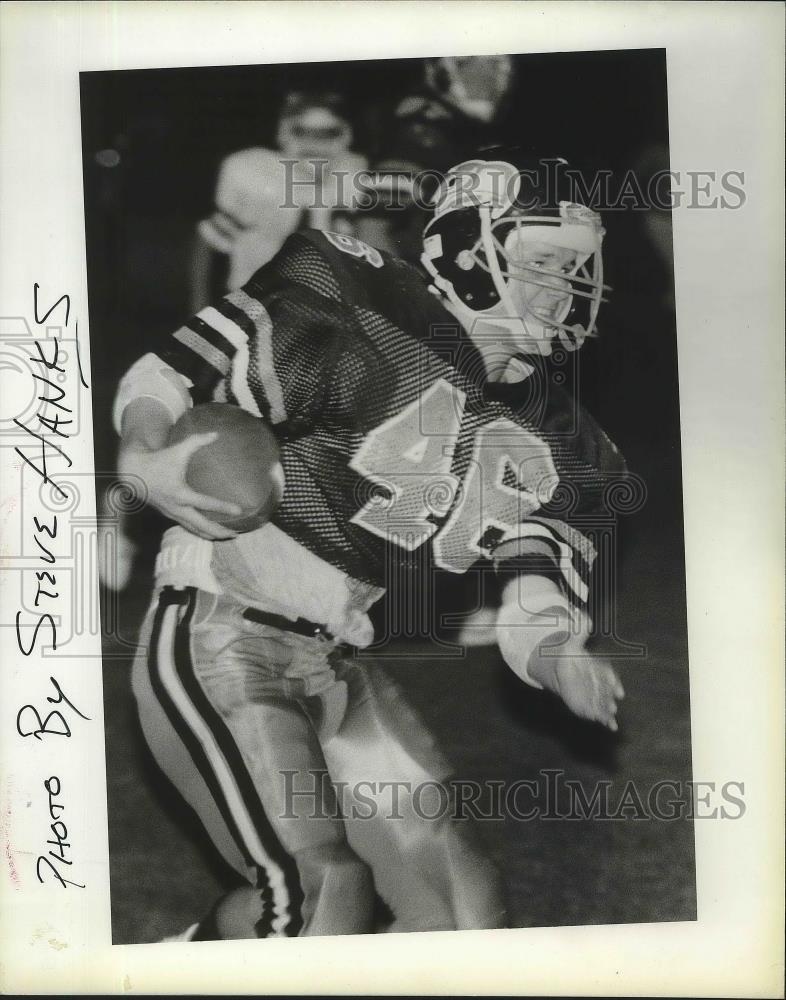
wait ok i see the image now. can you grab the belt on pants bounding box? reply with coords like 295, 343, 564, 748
242, 605, 336, 643
159, 586, 340, 646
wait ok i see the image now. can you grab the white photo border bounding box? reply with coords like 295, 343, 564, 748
0, 1, 783, 995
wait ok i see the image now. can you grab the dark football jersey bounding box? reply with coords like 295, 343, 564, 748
158, 229, 625, 602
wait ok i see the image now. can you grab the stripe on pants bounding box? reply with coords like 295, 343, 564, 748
148, 589, 304, 936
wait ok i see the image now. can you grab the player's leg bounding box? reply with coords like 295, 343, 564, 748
319, 658, 507, 932
132, 586, 374, 938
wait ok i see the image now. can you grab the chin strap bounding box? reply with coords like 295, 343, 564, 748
557, 323, 588, 351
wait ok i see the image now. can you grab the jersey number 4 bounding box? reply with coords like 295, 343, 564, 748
349, 379, 558, 572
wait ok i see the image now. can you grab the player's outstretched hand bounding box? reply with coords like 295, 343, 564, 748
528, 639, 625, 731
550, 651, 625, 731
118, 433, 242, 541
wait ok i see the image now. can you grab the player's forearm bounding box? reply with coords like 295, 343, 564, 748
116, 397, 178, 509
523, 623, 573, 692
119, 397, 175, 453
495, 574, 579, 692
495, 569, 624, 731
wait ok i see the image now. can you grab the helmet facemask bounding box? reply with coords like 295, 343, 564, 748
476, 206, 607, 354
422, 158, 609, 359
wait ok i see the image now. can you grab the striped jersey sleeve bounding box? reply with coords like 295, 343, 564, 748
158, 239, 350, 428
489, 516, 597, 607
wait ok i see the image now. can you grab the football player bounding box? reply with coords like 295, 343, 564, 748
192, 89, 367, 308
424, 54, 514, 125
115, 153, 626, 939
101, 90, 367, 594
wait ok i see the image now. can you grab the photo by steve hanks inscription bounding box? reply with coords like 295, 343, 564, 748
5, 283, 95, 894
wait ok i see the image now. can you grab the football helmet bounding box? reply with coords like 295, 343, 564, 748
276, 91, 353, 161
421, 154, 608, 353
424, 55, 514, 124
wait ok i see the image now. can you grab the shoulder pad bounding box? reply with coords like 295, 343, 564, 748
320, 230, 385, 269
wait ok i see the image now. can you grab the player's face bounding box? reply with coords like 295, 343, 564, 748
504, 239, 577, 356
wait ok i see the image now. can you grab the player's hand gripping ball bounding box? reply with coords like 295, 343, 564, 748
167, 403, 284, 533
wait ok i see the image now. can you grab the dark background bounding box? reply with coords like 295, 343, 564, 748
81, 48, 679, 477
81, 49, 694, 943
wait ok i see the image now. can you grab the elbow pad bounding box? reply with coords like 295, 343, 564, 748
113, 353, 193, 434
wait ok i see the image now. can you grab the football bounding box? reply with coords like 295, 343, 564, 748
168, 403, 283, 533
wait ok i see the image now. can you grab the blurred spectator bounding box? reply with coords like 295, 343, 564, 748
425, 55, 514, 125
389, 55, 515, 171
190, 90, 367, 310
